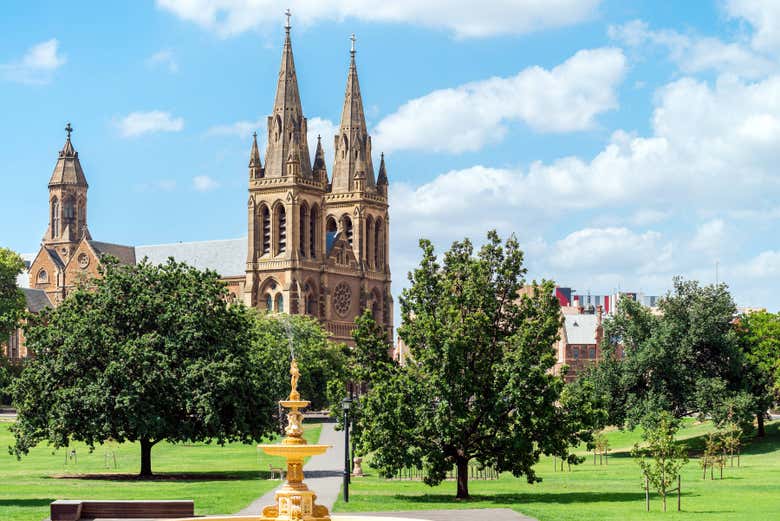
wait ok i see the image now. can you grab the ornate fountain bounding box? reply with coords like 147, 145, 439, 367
255, 358, 332, 521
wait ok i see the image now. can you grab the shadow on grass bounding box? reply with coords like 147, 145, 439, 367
46, 470, 274, 482
0, 498, 53, 507
390, 491, 650, 506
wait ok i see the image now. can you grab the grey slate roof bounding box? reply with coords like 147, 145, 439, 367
88, 241, 137, 265
563, 314, 599, 345
22, 288, 52, 312
134, 238, 247, 278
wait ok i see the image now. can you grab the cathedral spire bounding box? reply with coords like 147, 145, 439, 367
264, 10, 312, 179
312, 134, 328, 184
331, 33, 375, 193
50, 122, 87, 187
249, 131, 262, 178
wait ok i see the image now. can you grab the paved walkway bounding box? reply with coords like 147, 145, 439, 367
237, 420, 344, 515
358, 509, 536, 521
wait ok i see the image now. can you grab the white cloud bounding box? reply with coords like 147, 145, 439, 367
1, 39, 66, 84
609, 19, 775, 78
549, 227, 670, 273
691, 219, 726, 256
156, 0, 601, 38
116, 111, 184, 138
725, 0, 780, 53
193, 175, 219, 191
738, 250, 780, 278
374, 48, 626, 153
146, 49, 179, 73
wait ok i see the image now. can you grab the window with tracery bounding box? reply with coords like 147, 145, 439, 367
333, 282, 352, 318
275, 293, 284, 312
277, 206, 286, 253
261, 205, 271, 254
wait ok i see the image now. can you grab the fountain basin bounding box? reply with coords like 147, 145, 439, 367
258, 444, 331, 457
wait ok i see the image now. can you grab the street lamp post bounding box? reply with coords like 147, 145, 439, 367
341, 396, 352, 503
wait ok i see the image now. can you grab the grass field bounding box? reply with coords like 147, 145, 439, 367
0, 421, 321, 521
333, 420, 780, 520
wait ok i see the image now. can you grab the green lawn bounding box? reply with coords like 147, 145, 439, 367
333, 420, 780, 520
0, 421, 321, 521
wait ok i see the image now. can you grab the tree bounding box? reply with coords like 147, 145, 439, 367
356, 231, 597, 499
0, 247, 25, 342
735, 310, 780, 436
587, 279, 751, 429
12, 259, 278, 476
632, 411, 688, 512
251, 312, 346, 412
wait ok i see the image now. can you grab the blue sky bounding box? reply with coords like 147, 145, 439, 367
2, 0, 780, 312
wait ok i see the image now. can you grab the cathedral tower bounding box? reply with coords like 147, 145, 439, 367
244, 19, 392, 344
44, 123, 91, 264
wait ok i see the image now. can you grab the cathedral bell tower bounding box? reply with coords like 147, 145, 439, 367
45, 122, 91, 264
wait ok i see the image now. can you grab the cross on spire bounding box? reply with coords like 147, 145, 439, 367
350, 33, 356, 55
284, 9, 292, 32
65, 122, 73, 139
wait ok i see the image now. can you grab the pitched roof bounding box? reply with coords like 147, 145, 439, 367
16, 253, 35, 288
88, 241, 136, 265
22, 288, 52, 313
49, 135, 88, 187
563, 314, 599, 345
134, 238, 247, 278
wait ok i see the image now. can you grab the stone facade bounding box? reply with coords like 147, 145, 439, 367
243, 24, 392, 344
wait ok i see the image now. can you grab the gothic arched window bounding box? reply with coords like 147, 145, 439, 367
265, 293, 273, 312
326, 216, 337, 252
365, 216, 374, 268
51, 197, 60, 237
306, 293, 317, 316
277, 205, 287, 254
275, 293, 284, 312
375, 219, 383, 269
64, 197, 75, 222
299, 204, 308, 257
341, 135, 348, 159
261, 205, 271, 255
343, 215, 353, 248
310, 206, 318, 259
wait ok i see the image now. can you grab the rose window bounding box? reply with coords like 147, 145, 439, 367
333, 283, 352, 318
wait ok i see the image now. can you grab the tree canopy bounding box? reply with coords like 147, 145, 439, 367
354, 231, 597, 499
586, 278, 754, 430
0, 247, 25, 342
12, 258, 279, 476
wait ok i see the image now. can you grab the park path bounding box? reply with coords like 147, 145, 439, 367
236, 419, 344, 515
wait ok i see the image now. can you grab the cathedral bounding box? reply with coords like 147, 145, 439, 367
13, 19, 392, 355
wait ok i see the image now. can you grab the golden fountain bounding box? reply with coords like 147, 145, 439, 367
254, 358, 332, 520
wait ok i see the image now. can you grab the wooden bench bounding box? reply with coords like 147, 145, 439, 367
47, 499, 194, 520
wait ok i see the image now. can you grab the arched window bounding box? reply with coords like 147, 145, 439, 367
64, 197, 75, 221
341, 135, 349, 159
343, 216, 353, 248
261, 205, 271, 254
265, 293, 273, 312
326, 216, 338, 251
37, 269, 48, 284
306, 294, 317, 316
275, 115, 282, 142
365, 216, 374, 268
275, 293, 284, 312
277, 205, 286, 254
299, 205, 308, 257
51, 197, 60, 237
572, 346, 580, 360
589, 347, 597, 359
375, 219, 383, 269
309, 206, 318, 259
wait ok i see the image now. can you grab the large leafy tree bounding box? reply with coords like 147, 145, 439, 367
735, 310, 780, 436
12, 259, 278, 476
0, 247, 25, 342
356, 231, 595, 499
588, 278, 752, 429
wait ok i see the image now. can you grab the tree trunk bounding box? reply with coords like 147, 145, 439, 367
455, 457, 469, 499
140, 438, 154, 477
757, 413, 765, 437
